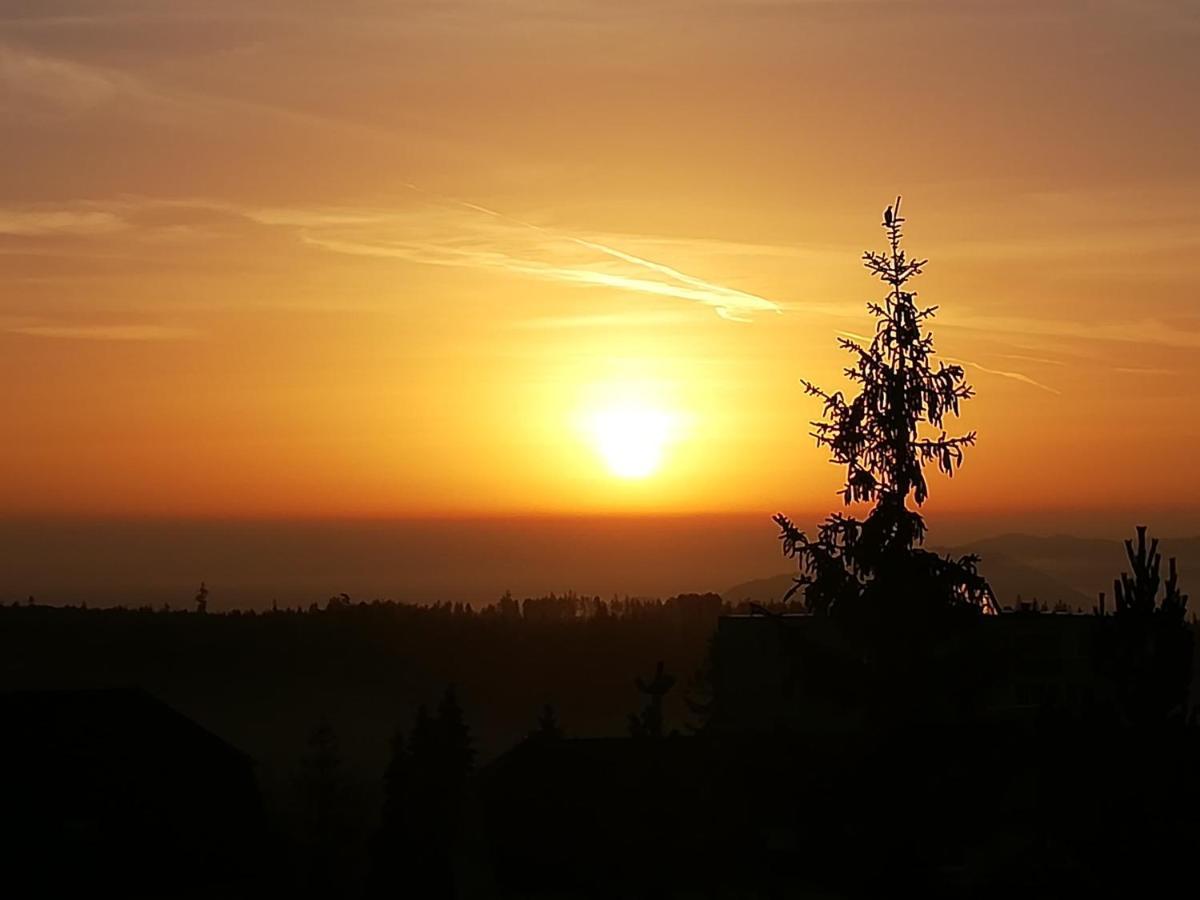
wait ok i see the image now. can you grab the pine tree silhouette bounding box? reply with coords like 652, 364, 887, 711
295, 719, 346, 895
775, 198, 995, 619
193, 581, 209, 614
628, 661, 675, 738
367, 723, 415, 896
683, 635, 718, 733
379, 728, 409, 838
388, 690, 476, 898
436, 685, 475, 781
532, 703, 563, 741
1102, 526, 1193, 725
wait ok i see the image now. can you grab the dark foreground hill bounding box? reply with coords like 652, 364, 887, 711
0, 595, 719, 790
0, 596, 720, 894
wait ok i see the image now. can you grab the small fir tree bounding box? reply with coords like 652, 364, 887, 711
532, 703, 563, 741
1103, 526, 1192, 724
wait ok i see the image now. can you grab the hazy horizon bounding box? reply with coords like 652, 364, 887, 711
5, 509, 1195, 612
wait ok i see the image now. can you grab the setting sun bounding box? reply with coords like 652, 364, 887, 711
587, 406, 677, 479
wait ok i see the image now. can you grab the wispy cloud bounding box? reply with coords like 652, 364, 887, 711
1113, 366, 1176, 376
943, 312, 1200, 352
0, 46, 122, 110
404, 187, 782, 320
515, 310, 698, 329
3, 320, 197, 341
569, 235, 779, 321
0, 196, 790, 325
942, 355, 1060, 395
0, 209, 127, 237
834, 329, 1060, 394
247, 192, 784, 321
0, 42, 452, 159
999, 352, 1066, 367
836, 329, 872, 343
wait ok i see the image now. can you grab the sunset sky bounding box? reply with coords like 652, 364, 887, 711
3, 0, 1199, 524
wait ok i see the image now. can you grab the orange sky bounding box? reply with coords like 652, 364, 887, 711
1, 1, 1198, 521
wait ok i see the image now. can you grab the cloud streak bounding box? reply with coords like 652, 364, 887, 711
942, 355, 1061, 395
943, 312, 1200, 352
3, 321, 198, 341
836, 330, 1060, 395
229, 187, 786, 321
515, 310, 698, 330
392, 186, 782, 321
0, 195, 795, 327
0, 208, 127, 236
0, 45, 122, 110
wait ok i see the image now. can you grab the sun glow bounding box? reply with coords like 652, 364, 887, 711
587, 405, 677, 479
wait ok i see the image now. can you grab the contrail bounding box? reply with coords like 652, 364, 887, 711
1000, 352, 1066, 367
836, 329, 873, 343
833, 332, 1059, 395
402, 183, 781, 320
942, 355, 1061, 395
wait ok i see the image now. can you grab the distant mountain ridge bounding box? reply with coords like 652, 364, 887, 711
723, 532, 1200, 611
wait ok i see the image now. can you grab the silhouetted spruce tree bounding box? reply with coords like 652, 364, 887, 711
379, 729, 410, 833
628, 661, 675, 738
531, 703, 563, 741
775, 198, 995, 619
396, 689, 475, 898
436, 685, 475, 782
401, 703, 452, 897
407, 702, 438, 824
683, 635, 719, 733
193, 581, 209, 614
367, 724, 415, 896
1101, 526, 1192, 725
295, 719, 347, 895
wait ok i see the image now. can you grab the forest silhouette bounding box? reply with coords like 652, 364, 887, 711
1, 201, 1196, 898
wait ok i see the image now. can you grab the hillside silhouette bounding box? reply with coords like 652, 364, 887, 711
724, 532, 1200, 612
725, 546, 1094, 612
